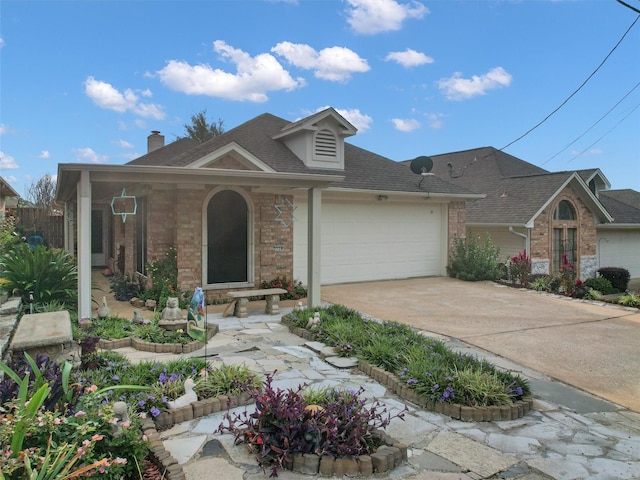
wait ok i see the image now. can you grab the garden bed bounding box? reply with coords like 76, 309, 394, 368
282, 306, 533, 422
97, 324, 218, 354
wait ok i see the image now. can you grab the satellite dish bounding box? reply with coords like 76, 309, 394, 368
410, 156, 433, 176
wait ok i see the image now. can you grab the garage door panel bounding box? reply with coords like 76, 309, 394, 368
598, 230, 640, 278
294, 199, 442, 284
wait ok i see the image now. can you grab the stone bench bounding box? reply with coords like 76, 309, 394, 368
224, 288, 288, 318
9, 311, 74, 363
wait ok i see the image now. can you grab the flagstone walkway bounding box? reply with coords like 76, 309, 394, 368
112, 308, 640, 480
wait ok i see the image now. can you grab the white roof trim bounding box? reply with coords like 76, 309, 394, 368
186, 142, 275, 172
581, 168, 611, 191
273, 107, 357, 139
525, 172, 613, 228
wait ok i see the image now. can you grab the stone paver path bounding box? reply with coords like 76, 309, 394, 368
113, 309, 640, 480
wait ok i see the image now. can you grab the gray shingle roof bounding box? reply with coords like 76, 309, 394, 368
599, 189, 640, 224
420, 147, 619, 225
126, 138, 198, 166
129, 112, 473, 196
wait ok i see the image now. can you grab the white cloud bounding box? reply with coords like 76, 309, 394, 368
345, 0, 428, 35
316, 106, 373, 132
273, 42, 370, 82
0, 152, 19, 169
4, 175, 17, 184
438, 67, 512, 101
84, 77, 166, 119
157, 41, 305, 102
0, 37, 4, 48
385, 48, 433, 68
72, 147, 108, 164
39, 150, 50, 159
392, 118, 420, 132
115, 139, 134, 149
426, 113, 444, 129
0, 124, 6, 135
571, 148, 603, 157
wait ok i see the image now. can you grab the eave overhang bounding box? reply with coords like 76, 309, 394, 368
55, 163, 343, 204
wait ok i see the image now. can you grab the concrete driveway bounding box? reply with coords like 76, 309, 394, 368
321, 277, 640, 412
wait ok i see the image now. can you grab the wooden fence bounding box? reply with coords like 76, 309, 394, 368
7, 207, 65, 249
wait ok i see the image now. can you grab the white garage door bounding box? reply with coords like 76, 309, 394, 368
294, 198, 444, 285
598, 230, 640, 278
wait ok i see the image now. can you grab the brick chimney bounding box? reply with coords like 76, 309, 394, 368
147, 130, 165, 153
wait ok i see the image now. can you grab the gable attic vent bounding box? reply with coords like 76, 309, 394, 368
315, 129, 337, 158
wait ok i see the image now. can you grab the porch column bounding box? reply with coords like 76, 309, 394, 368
77, 171, 92, 320
63, 202, 75, 255
307, 187, 322, 307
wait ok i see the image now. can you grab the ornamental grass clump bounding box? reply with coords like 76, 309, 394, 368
218, 373, 404, 477
287, 305, 530, 408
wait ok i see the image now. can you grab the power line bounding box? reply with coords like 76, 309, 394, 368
567, 101, 640, 162
498, 14, 639, 152
617, 0, 640, 15
541, 80, 640, 166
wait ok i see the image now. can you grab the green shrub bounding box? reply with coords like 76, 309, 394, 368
597, 267, 630, 292
529, 275, 551, 291
0, 216, 22, 256
108, 273, 142, 301
583, 288, 603, 300
613, 293, 640, 307
584, 276, 616, 295
0, 243, 77, 308
447, 234, 502, 281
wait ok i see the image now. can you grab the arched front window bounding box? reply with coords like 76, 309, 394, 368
552, 200, 577, 273
206, 190, 248, 284
554, 200, 575, 221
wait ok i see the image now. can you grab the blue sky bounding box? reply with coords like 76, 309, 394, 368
1, 0, 639, 198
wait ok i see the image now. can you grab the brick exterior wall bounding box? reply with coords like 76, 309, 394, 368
111, 185, 295, 303
447, 201, 467, 255
530, 185, 597, 279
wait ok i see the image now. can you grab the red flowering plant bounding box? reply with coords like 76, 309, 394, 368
558, 253, 576, 293
508, 250, 531, 286
261, 276, 307, 300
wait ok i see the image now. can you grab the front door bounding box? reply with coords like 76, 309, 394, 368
91, 209, 108, 267
207, 190, 248, 284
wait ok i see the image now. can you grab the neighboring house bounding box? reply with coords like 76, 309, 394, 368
55, 108, 480, 319
421, 147, 640, 280
0, 177, 19, 219
596, 189, 640, 277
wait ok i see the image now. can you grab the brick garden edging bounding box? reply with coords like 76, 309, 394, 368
282, 317, 534, 422
97, 324, 219, 354
143, 390, 409, 478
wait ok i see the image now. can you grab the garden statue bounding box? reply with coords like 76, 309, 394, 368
112, 401, 131, 438
159, 296, 187, 331
186, 287, 207, 343
306, 312, 321, 330
167, 378, 197, 409
97, 296, 110, 319
187, 287, 205, 328
161, 297, 183, 320
132, 310, 151, 325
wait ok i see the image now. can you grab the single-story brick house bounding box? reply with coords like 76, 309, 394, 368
420, 147, 640, 280
55, 108, 481, 319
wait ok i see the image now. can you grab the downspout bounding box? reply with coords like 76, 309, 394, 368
509, 226, 529, 254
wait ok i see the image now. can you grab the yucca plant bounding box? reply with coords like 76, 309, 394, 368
0, 243, 77, 308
